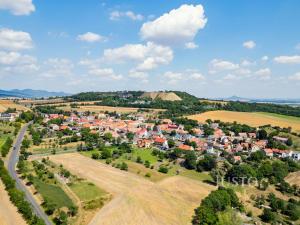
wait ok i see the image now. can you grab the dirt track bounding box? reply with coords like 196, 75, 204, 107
0, 181, 27, 225
49, 153, 215, 225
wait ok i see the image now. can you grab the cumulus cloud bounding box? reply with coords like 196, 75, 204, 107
0, 51, 38, 74
241, 60, 255, 67
0, 0, 35, 15
189, 72, 205, 80
185, 42, 199, 49
110, 10, 144, 21
289, 72, 300, 81
243, 40, 256, 49
255, 68, 271, 80
209, 59, 239, 74
0, 28, 33, 51
42, 58, 74, 77
77, 32, 106, 43
140, 4, 207, 46
261, 55, 269, 61
274, 55, 300, 64
223, 74, 239, 80
89, 68, 123, 80
103, 42, 173, 71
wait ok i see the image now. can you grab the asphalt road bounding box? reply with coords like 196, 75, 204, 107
7, 122, 52, 225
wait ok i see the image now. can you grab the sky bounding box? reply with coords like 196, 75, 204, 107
0, 0, 300, 98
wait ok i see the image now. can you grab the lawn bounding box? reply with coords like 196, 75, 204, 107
130, 147, 158, 164
69, 181, 108, 202
33, 178, 74, 208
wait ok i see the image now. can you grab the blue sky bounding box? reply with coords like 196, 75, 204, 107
0, 0, 300, 98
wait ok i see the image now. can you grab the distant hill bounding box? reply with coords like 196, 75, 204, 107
140, 91, 182, 101
0, 89, 70, 98
219, 96, 300, 105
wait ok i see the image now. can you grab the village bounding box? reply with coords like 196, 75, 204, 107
36, 110, 300, 163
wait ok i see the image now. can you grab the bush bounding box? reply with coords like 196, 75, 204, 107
260, 208, 276, 223
158, 165, 168, 174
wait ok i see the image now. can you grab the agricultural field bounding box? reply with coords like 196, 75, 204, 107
0, 181, 27, 225
49, 153, 216, 225
0, 100, 30, 112
188, 110, 300, 132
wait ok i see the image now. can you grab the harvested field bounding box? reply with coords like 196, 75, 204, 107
188, 110, 300, 132
285, 171, 300, 186
58, 105, 164, 114
0, 100, 30, 112
0, 181, 27, 225
49, 153, 215, 225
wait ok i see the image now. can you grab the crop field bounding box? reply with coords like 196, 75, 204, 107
0, 100, 30, 112
0, 181, 27, 225
188, 110, 300, 132
285, 171, 300, 186
49, 153, 215, 225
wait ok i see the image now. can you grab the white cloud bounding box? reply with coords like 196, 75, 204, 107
261, 55, 269, 61
255, 68, 271, 80
163, 71, 183, 84
223, 74, 239, 80
0, 28, 33, 51
77, 32, 106, 43
0, 51, 38, 74
243, 40, 256, 49
89, 67, 123, 80
140, 4, 207, 45
0, 0, 35, 15
190, 72, 205, 80
295, 43, 300, 50
209, 59, 239, 74
110, 10, 144, 21
128, 70, 148, 79
103, 42, 173, 71
289, 72, 300, 81
241, 60, 255, 67
274, 55, 300, 64
42, 58, 74, 77
235, 68, 251, 75
185, 42, 199, 49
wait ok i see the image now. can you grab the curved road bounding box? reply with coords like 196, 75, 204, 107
7, 122, 52, 225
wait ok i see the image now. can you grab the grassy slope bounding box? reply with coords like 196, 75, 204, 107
33, 178, 74, 208
69, 182, 108, 202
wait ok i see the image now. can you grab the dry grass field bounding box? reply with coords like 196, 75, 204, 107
0, 100, 30, 112
49, 153, 215, 225
0, 181, 27, 225
285, 171, 300, 186
18, 98, 66, 105
188, 110, 300, 132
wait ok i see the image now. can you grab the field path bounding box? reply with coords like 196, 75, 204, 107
0, 181, 27, 225
49, 153, 215, 225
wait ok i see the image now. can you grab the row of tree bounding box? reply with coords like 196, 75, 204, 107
0, 158, 45, 225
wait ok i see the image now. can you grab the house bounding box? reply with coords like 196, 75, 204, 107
49, 124, 59, 131
136, 128, 148, 138
0, 113, 16, 121
233, 156, 242, 163
248, 133, 257, 139
291, 152, 300, 161
161, 119, 172, 124
137, 139, 152, 148
264, 149, 274, 157
273, 136, 289, 144
153, 137, 169, 149
178, 144, 194, 151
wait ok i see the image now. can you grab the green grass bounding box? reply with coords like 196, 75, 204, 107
69, 181, 108, 202
130, 148, 158, 164
256, 112, 300, 122
33, 178, 74, 208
